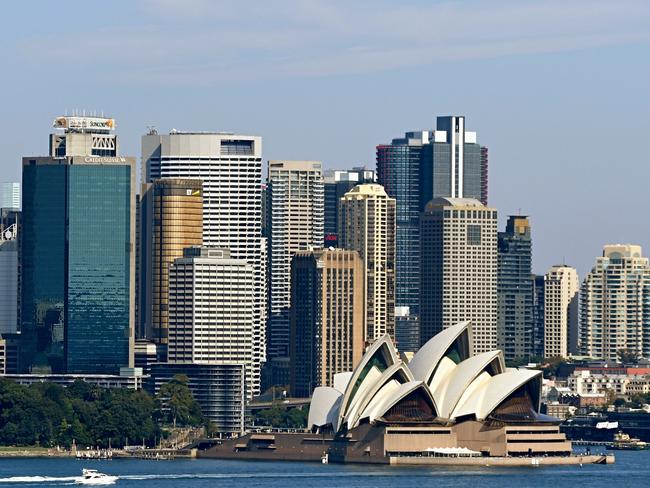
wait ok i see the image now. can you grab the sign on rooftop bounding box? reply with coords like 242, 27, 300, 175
53, 116, 115, 132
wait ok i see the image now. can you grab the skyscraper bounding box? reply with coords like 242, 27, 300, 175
339, 184, 396, 342
377, 117, 488, 353
420, 198, 497, 353
420, 116, 488, 208
377, 132, 428, 331
543, 265, 579, 359
167, 246, 255, 399
139, 179, 203, 353
580, 245, 650, 360
290, 248, 365, 397
0, 182, 20, 209
143, 130, 266, 396
497, 216, 534, 361
323, 168, 375, 246
267, 161, 324, 362
21, 115, 135, 374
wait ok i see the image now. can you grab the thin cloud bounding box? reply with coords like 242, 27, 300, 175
16, 0, 650, 84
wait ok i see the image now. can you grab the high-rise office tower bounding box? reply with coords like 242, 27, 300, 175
420, 198, 497, 353
497, 216, 534, 361
0, 210, 18, 335
139, 179, 203, 353
420, 116, 488, 207
289, 248, 365, 397
167, 247, 255, 399
543, 265, 579, 358
339, 184, 396, 342
377, 117, 488, 353
0, 183, 20, 209
267, 161, 324, 362
143, 130, 266, 396
21, 115, 135, 374
580, 245, 650, 360
323, 168, 375, 247
532, 274, 545, 358
377, 132, 427, 332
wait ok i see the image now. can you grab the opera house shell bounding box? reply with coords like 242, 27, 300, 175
306, 321, 573, 460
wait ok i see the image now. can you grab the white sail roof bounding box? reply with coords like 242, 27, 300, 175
333, 372, 353, 393
344, 363, 413, 429
308, 387, 342, 428
451, 369, 542, 420
365, 381, 437, 424
408, 321, 471, 385
337, 335, 399, 429
433, 350, 505, 419
308, 322, 544, 433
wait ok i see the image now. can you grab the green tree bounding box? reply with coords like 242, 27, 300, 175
156, 375, 204, 427
617, 348, 640, 364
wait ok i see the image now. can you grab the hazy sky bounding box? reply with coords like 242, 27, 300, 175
1, 0, 649, 276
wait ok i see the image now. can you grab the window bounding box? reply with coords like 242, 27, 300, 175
467, 224, 481, 245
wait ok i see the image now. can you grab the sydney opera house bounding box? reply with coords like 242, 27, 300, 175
202, 322, 612, 465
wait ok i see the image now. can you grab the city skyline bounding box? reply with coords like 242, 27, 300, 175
1, 1, 650, 277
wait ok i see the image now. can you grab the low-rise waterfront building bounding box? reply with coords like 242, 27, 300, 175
1, 367, 145, 390
148, 362, 245, 435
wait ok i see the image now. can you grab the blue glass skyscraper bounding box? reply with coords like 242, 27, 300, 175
377, 116, 488, 349
20, 116, 135, 374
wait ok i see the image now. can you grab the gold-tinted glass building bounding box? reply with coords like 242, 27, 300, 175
290, 248, 365, 397
140, 179, 203, 353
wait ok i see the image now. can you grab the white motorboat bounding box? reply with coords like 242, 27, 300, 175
75, 469, 118, 485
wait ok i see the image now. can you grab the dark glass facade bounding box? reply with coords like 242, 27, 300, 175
21, 159, 134, 374
497, 216, 534, 362
377, 138, 423, 317
419, 140, 486, 206
20, 163, 66, 373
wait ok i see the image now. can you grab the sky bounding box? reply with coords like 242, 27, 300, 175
1, 0, 649, 276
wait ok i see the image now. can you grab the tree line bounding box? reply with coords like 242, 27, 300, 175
0, 375, 205, 448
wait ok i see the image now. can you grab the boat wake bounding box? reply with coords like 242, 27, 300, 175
0, 475, 79, 483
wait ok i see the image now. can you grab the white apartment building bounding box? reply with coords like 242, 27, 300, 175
420, 198, 498, 353
339, 184, 396, 342
544, 266, 579, 358
0, 182, 20, 209
580, 245, 650, 360
267, 160, 323, 360
143, 131, 266, 395
168, 247, 255, 399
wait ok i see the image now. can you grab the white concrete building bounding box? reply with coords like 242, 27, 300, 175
580, 245, 650, 360
168, 247, 255, 399
339, 184, 396, 342
0, 182, 20, 209
543, 266, 579, 358
143, 131, 266, 395
267, 160, 323, 361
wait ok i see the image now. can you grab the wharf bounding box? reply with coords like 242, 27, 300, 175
130, 448, 197, 460
390, 454, 614, 466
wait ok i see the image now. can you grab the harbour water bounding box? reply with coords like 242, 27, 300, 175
0, 449, 647, 487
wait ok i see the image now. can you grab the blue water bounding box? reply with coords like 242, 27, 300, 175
0, 449, 647, 487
